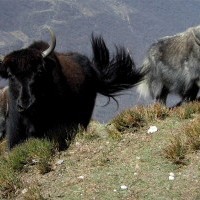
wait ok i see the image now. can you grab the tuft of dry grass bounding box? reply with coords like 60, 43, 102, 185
142, 103, 170, 121
77, 121, 122, 141
106, 124, 122, 140
170, 101, 200, 119
151, 101, 200, 166
111, 103, 169, 132
184, 117, 200, 151
110, 108, 146, 132
163, 134, 187, 165
77, 121, 103, 140
163, 115, 200, 165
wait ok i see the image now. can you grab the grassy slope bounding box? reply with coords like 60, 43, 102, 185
1, 103, 200, 200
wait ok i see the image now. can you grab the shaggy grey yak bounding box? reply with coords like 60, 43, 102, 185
137, 25, 200, 106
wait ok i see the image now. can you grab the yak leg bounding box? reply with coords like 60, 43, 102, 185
7, 110, 27, 149
183, 84, 199, 102
77, 96, 96, 129
155, 87, 168, 105
176, 84, 199, 107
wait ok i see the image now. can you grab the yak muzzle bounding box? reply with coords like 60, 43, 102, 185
17, 98, 35, 112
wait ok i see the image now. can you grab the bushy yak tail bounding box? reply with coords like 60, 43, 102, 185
91, 34, 145, 98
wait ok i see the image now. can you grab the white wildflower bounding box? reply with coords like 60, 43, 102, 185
169, 176, 175, 180
22, 188, 28, 194
78, 175, 84, 179
147, 126, 158, 134
120, 185, 128, 190
56, 159, 64, 165
169, 172, 175, 180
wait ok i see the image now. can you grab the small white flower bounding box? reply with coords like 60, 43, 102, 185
147, 126, 158, 134
78, 175, 84, 179
169, 172, 175, 177
56, 159, 64, 165
168, 172, 175, 180
32, 159, 39, 163
120, 185, 128, 190
169, 176, 175, 180
22, 188, 28, 194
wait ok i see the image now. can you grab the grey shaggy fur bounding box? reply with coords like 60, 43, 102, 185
137, 25, 200, 106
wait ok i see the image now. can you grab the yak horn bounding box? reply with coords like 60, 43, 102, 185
42, 27, 56, 58
192, 29, 200, 46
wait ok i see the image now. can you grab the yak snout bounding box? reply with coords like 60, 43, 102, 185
17, 97, 35, 112
17, 90, 36, 112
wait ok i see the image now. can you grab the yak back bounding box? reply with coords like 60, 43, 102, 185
149, 27, 200, 68
28, 41, 94, 95
56, 52, 93, 94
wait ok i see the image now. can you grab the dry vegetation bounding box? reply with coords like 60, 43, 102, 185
1, 102, 200, 199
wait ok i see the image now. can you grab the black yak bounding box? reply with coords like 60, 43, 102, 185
0, 28, 144, 150
137, 25, 200, 106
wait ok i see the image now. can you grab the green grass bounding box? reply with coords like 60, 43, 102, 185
2, 102, 200, 199
0, 138, 55, 198
7, 138, 54, 173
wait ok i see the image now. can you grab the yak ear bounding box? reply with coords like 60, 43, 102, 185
0, 61, 8, 79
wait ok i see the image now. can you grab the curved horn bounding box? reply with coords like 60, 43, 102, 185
192, 29, 200, 46
42, 27, 56, 58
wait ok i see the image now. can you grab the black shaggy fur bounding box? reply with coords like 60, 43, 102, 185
0, 35, 144, 150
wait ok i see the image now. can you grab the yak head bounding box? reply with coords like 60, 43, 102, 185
0, 28, 56, 113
